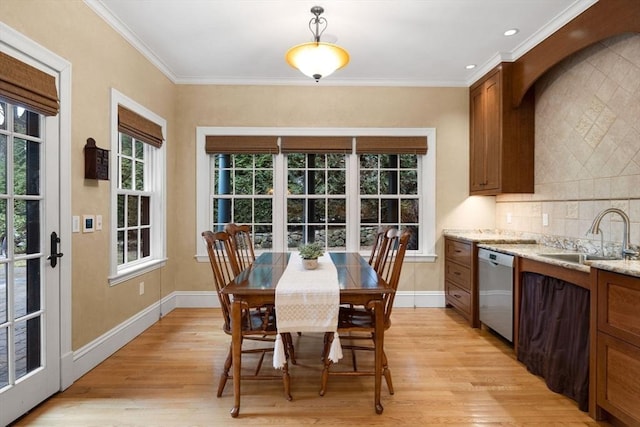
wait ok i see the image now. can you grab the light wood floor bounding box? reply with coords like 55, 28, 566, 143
13, 308, 607, 426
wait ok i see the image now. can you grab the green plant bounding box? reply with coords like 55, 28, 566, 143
298, 242, 324, 259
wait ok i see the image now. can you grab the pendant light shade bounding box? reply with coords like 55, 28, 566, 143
285, 6, 350, 81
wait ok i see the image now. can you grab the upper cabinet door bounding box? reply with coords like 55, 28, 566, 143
469, 63, 534, 196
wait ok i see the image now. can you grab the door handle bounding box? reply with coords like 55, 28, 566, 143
47, 231, 64, 268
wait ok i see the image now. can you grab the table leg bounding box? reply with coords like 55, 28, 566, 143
374, 299, 384, 414
230, 300, 242, 417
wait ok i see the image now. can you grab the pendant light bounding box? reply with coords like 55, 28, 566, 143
285, 6, 350, 81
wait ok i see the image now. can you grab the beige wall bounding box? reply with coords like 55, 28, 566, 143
1, 0, 177, 349
174, 85, 475, 296
497, 33, 640, 253
1, 0, 478, 351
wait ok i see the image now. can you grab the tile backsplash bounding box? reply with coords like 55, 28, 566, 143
497, 33, 640, 256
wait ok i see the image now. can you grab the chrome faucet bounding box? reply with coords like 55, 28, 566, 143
587, 208, 638, 259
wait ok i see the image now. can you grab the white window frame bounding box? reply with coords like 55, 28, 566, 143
109, 89, 166, 285
195, 127, 436, 262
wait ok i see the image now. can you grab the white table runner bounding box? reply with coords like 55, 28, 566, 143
273, 253, 343, 369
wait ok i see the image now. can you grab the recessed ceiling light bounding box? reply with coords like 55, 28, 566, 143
465, 64, 476, 70
504, 28, 519, 36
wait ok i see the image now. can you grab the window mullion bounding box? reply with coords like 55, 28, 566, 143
273, 152, 286, 251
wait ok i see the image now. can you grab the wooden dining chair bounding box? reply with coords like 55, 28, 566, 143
319, 228, 412, 397
201, 230, 293, 400
224, 223, 256, 275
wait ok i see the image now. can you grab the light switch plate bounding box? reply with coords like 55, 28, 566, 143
96, 215, 103, 231
72, 216, 80, 233
83, 215, 95, 233
542, 213, 549, 227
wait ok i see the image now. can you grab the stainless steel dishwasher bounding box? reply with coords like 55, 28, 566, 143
478, 248, 514, 342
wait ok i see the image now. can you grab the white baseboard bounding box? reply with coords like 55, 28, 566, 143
68, 290, 444, 383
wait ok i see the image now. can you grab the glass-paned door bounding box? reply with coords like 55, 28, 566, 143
0, 100, 60, 425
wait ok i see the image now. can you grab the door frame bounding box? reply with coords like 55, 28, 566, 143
0, 22, 73, 390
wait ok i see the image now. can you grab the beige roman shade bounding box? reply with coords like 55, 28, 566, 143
355, 136, 428, 155
118, 105, 164, 148
205, 136, 279, 154
280, 136, 352, 154
0, 51, 59, 116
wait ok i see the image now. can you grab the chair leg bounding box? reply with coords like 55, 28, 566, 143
217, 343, 233, 397
381, 350, 394, 395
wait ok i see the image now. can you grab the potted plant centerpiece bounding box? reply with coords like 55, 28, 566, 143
298, 242, 324, 270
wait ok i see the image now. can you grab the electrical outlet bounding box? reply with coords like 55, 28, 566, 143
139, 282, 144, 295
506, 213, 512, 224
542, 213, 549, 227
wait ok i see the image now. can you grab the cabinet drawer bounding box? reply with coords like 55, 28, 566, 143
597, 333, 640, 425
597, 270, 640, 347
445, 260, 471, 291
446, 281, 471, 314
445, 239, 472, 265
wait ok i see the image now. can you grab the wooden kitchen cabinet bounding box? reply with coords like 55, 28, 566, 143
444, 237, 479, 327
469, 63, 535, 195
594, 269, 640, 426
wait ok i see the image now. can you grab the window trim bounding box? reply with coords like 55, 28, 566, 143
195, 127, 436, 262
109, 88, 167, 285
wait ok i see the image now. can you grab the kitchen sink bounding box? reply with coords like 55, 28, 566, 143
538, 252, 621, 264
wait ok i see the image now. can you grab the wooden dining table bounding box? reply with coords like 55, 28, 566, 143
221, 251, 392, 417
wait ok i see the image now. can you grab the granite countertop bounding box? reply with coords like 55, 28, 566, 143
444, 230, 640, 278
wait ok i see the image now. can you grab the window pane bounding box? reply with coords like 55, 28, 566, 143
360, 170, 378, 195
360, 154, 377, 168
287, 225, 303, 249
287, 170, 304, 195
254, 199, 272, 223
400, 170, 417, 194
255, 170, 273, 195
254, 225, 272, 249
0, 135, 6, 193
127, 230, 139, 262
141, 227, 150, 257
0, 327, 6, 388
121, 134, 132, 157
313, 170, 326, 194
141, 196, 150, 226
13, 107, 40, 138
360, 199, 379, 223
135, 140, 144, 159
255, 154, 272, 168
117, 195, 125, 228
309, 199, 325, 223
234, 154, 252, 168
381, 199, 399, 223
380, 154, 396, 168
14, 200, 39, 255
127, 195, 138, 227
328, 199, 346, 223
401, 199, 419, 223
117, 231, 125, 264
233, 198, 252, 223
0, 200, 6, 259
327, 170, 345, 194
135, 160, 144, 191
287, 153, 305, 168
327, 154, 345, 168
121, 157, 132, 190
380, 170, 398, 194
13, 138, 40, 196
400, 154, 417, 168
327, 226, 346, 250
234, 169, 252, 195
0, 101, 5, 130
287, 199, 304, 223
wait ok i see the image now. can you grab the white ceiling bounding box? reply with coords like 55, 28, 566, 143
86, 0, 597, 87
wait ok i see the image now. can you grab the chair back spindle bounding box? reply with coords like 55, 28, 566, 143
224, 223, 256, 275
